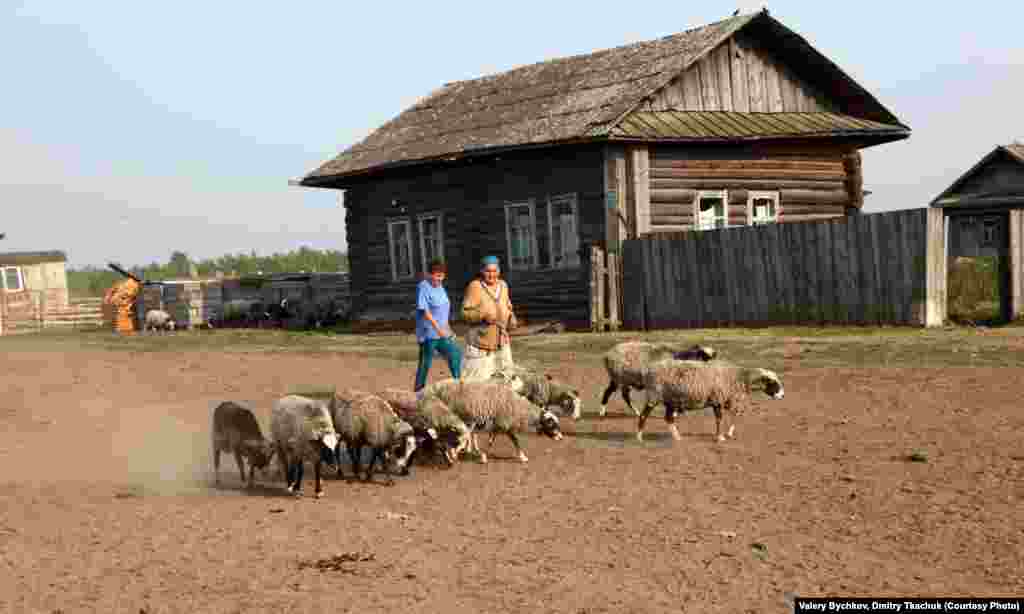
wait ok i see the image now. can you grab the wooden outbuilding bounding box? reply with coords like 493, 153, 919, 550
931, 143, 1024, 322
299, 9, 910, 325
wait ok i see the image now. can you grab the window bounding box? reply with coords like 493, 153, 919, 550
386, 219, 415, 281
748, 191, 779, 225
695, 190, 728, 230
504, 201, 538, 270
2, 266, 23, 292
547, 194, 580, 269
418, 213, 444, 273
982, 218, 999, 247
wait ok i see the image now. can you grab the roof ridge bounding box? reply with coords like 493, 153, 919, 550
440, 11, 759, 88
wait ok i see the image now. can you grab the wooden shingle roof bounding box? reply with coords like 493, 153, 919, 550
931, 143, 1024, 207
302, 9, 906, 185
0, 250, 67, 266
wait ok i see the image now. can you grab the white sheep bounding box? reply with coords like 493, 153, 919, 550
144, 309, 177, 333
331, 389, 417, 486
420, 378, 562, 464
378, 388, 470, 469
599, 341, 717, 417
270, 395, 340, 498
639, 359, 784, 443
494, 366, 583, 420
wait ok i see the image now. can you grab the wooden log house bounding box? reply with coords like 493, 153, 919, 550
298, 9, 910, 326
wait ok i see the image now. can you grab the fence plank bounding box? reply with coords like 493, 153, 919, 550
669, 238, 687, 327
688, 232, 704, 325
847, 215, 864, 324
618, 209, 930, 330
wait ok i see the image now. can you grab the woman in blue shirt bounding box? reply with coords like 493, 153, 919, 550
415, 259, 463, 395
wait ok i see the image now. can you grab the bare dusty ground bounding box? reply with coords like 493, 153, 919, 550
1, 327, 1022, 613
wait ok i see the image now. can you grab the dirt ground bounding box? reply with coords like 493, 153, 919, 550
1, 327, 1022, 613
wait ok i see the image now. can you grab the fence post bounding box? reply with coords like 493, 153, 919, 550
590, 245, 606, 332
607, 250, 621, 332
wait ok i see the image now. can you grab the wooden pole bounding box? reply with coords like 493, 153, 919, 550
607, 250, 621, 332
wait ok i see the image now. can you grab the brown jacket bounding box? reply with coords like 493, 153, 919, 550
461, 278, 516, 350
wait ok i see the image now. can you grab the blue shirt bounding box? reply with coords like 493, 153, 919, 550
415, 279, 450, 343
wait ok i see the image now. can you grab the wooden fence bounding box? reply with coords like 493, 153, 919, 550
590, 245, 622, 332
0, 292, 105, 336
622, 208, 947, 329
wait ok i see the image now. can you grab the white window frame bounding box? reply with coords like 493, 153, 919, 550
417, 212, 445, 274
747, 190, 780, 226
694, 190, 728, 230
386, 218, 415, 282
1, 266, 24, 292
504, 200, 539, 271
546, 193, 581, 269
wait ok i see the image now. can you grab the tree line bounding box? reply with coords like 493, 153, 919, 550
68, 247, 349, 297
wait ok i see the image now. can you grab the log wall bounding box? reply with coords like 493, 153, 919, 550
645, 144, 859, 231
342, 145, 606, 323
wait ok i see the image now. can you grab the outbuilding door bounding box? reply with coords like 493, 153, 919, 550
946, 212, 1011, 324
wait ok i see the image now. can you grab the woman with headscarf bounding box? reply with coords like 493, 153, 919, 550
414, 258, 462, 397
460, 255, 517, 381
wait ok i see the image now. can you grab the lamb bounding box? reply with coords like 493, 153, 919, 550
331, 389, 418, 485
144, 309, 176, 333
270, 395, 340, 498
211, 401, 277, 489
599, 341, 717, 417
639, 359, 784, 443
493, 366, 583, 420
377, 388, 470, 470
420, 378, 562, 464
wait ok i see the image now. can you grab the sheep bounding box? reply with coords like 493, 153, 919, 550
211, 401, 277, 489
420, 378, 562, 464
599, 341, 717, 417
493, 366, 583, 420
270, 395, 340, 498
144, 309, 176, 333
638, 359, 784, 443
377, 388, 470, 470
331, 389, 418, 486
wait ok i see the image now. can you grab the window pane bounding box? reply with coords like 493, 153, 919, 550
4, 268, 19, 290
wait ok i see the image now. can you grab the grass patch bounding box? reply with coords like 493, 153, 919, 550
6, 324, 1024, 370
908, 449, 929, 463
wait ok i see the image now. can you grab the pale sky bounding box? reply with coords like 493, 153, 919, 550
3, 1, 1022, 268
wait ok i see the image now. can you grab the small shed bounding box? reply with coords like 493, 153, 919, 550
0, 250, 69, 309
930, 143, 1024, 322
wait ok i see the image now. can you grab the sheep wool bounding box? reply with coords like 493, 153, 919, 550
211, 401, 276, 488
379, 388, 470, 464
331, 389, 417, 485
640, 359, 784, 443
144, 309, 176, 332
270, 395, 340, 498
495, 366, 583, 420
600, 341, 716, 417
420, 379, 562, 463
